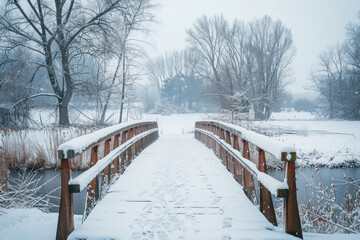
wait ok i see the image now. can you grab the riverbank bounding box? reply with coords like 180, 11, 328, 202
1, 112, 359, 170
233, 112, 360, 169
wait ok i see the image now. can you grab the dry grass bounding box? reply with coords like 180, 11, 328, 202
0, 127, 94, 170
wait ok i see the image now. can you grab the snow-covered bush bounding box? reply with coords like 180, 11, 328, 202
276, 168, 360, 234
0, 168, 58, 213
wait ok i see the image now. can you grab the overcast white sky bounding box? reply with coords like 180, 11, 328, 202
146, 0, 360, 96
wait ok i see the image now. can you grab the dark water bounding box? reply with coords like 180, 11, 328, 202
268, 167, 360, 205
9, 169, 87, 215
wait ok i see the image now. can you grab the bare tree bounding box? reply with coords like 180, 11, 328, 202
187, 15, 228, 88
147, 49, 200, 106
311, 45, 348, 118
186, 15, 294, 119
0, 0, 124, 126
93, 0, 155, 124
249, 16, 295, 119
310, 14, 360, 120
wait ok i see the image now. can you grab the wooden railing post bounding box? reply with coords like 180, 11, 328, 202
283, 152, 303, 239
232, 134, 243, 185
120, 131, 127, 173
113, 134, 120, 176
242, 140, 255, 201
258, 148, 277, 226
225, 131, 231, 171
103, 139, 111, 186
84, 146, 99, 219
131, 128, 136, 157
127, 129, 133, 166
220, 129, 225, 165
56, 158, 74, 240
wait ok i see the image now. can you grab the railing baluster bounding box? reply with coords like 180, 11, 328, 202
113, 134, 120, 176
283, 152, 303, 239
56, 158, 74, 240
258, 148, 277, 226
127, 129, 133, 166
232, 134, 242, 185
242, 140, 256, 201
84, 145, 99, 219
220, 129, 225, 165
225, 131, 231, 171
103, 139, 111, 186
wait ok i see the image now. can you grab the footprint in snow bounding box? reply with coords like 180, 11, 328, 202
222, 217, 232, 228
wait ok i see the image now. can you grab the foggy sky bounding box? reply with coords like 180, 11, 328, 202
147, 0, 360, 96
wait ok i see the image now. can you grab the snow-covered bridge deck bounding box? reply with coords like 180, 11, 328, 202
68, 134, 297, 240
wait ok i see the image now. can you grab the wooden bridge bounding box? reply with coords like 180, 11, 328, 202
55, 120, 302, 240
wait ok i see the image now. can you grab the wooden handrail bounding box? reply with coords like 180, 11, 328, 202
195, 121, 302, 239
56, 121, 159, 240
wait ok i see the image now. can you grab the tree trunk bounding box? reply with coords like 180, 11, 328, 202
119, 53, 126, 124
100, 57, 122, 125
59, 100, 70, 126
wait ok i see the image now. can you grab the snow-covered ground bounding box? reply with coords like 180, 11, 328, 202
0, 208, 82, 240
251, 112, 360, 168
1, 111, 359, 239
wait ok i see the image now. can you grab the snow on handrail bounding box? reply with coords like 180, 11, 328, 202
58, 121, 157, 159
68, 128, 158, 192
195, 128, 288, 197
196, 120, 296, 160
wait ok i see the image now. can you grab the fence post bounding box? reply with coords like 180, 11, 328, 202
258, 148, 277, 226
127, 129, 133, 166
103, 139, 111, 186
232, 134, 242, 185
225, 131, 231, 171
220, 129, 225, 165
283, 152, 303, 239
242, 140, 255, 201
113, 134, 120, 176
56, 158, 74, 240
121, 131, 127, 173
84, 146, 99, 219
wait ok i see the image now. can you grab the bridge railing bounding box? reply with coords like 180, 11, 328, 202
56, 121, 158, 240
195, 120, 302, 239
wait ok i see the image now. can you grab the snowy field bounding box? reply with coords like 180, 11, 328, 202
1, 111, 360, 239
252, 112, 360, 168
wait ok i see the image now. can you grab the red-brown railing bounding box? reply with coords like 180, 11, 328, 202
56, 121, 158, 240
195, 120, 302, 239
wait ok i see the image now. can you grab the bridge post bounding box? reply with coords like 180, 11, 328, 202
103, 139, 112, 187
232, 134, 242, 185
215, 127, 221, 157
242, 140, 256, 202
131, 128, 136, 157
56, 158, 74, 240
258, 148, 277, 226
113, 134, 120, 176
220, 129, 225, 165
225, 131, 231, 171
120, 131, 127, 174
84, 146, 99, 219
283, 153, 303, 239
127, 129, 133, 166
139, 126, 144, 152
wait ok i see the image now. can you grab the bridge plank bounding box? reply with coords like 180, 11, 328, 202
68, 135, 298, 240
